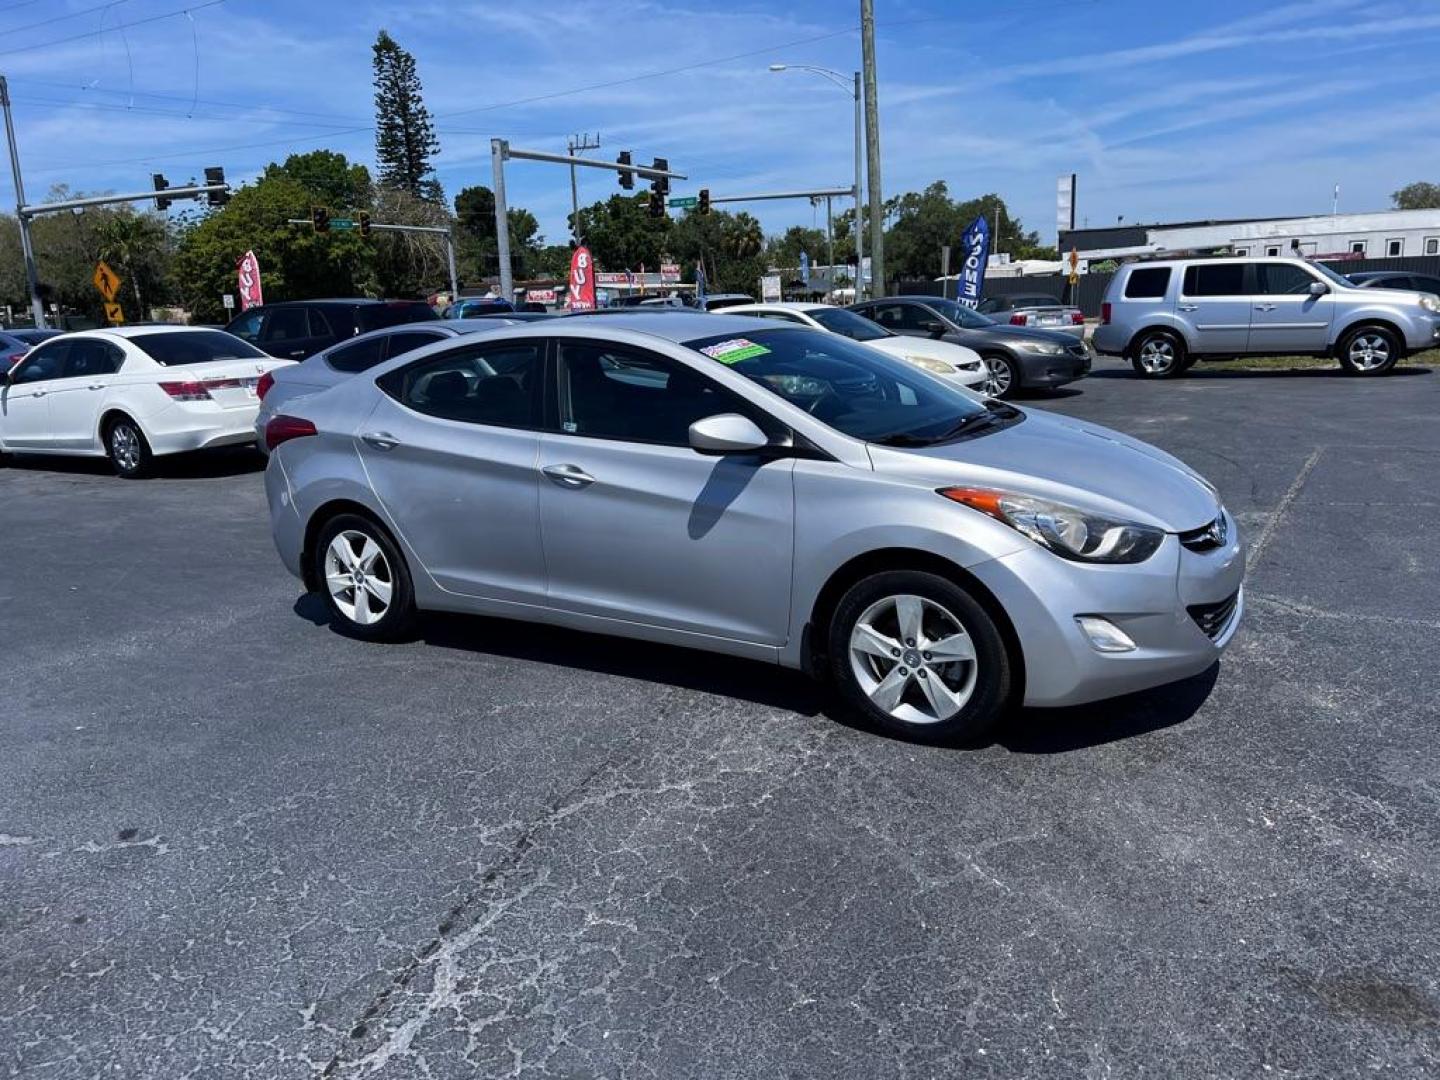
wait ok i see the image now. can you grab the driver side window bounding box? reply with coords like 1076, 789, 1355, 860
12, 342, 69, 384
228, 310, 265, 342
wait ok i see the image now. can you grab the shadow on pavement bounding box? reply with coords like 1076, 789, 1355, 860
2, 446, 264, 479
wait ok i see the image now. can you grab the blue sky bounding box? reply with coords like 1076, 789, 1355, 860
4, 0, 1440, 249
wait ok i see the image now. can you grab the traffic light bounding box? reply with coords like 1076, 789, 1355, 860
647, 190, 665, 219
650, 157, 669, 197
358, 211, 372, 237
698, 188, 710, 216
152, 174, 171, 211
204, 166, 228, 207
311, 206, 330, 232
616, 150, 634, 190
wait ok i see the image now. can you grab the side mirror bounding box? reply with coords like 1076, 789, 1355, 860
920, 319, 946, 337
1308, 281, 1329, 297
688, 413, 770, 454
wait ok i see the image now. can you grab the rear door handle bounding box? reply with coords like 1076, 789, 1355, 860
87, 383, 105, 390
29, 389, 46, 397
361, 431, 400, 451
1254, 303, 1277, 312
1178, 304, 1199, 312
542, 463, 596, 488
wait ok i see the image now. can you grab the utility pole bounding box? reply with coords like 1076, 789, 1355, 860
1, 76, 45, 328
860, 0, 885, 297
567, 133, 600, 244
853, 70, 864, 300
824, 195, 834, 284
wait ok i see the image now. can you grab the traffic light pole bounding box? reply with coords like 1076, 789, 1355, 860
490, 139, 685, 301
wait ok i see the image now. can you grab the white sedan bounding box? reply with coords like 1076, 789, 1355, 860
724, 302, 988, 390
0, 326, 293, 477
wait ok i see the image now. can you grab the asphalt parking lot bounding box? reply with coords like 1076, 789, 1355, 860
3, 356, 1438, 1079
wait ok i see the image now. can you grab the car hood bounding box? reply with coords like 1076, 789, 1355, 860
954, 323, 1078, 346
866, 407, 1219, 532
869, 335, 983, 368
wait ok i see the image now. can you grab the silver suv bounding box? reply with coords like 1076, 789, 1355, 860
1092, 257, 1440, 377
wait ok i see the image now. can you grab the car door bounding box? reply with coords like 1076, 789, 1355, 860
260, 307, 319, 360
357, 336, 548, 604
537, 337, 795, 645
1248, 263, 1334, 354
1177, 263, 1251, 354
0, 341, 69, 447
46, 337, 125, 449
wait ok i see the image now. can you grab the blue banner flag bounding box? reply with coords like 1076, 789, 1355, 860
958, 214, 991, 309
695, 260, 707, 306
799, 251, 810, 286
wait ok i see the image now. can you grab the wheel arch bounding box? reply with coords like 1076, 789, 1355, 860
300, 498, 400, 593
804, 547, 1025, 705
1125, 321, 1192, 358
97, 407, 147, 449
1331, 316, 1408, 358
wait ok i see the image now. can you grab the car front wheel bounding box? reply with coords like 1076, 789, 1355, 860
828, 570, 1011, 744
313, 514, 417, 641
980, 353, 1019, 398
1130, 330, 1187, 378
1337, 325, 1400, 376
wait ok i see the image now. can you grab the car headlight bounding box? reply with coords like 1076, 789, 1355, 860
907, 355, 957, 375
938, 487, 1165, 563
1420, 294, 1440, 314
1012, 341, 1067, 355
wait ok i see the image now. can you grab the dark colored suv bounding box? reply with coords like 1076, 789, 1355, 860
224, 299, 438, 361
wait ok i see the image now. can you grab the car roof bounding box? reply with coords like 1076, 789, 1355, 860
556, 310, 801, 343
262, 298, 430, 308
726, 301, 827, 313
85, 325, 226, 339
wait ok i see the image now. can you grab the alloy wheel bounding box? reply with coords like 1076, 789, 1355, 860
1138, 337, 1176, 374
111, 424, 141, 473
982, 356, 1012, 397
848, 593, 978, 725
324, 530, 394, 626
1347, 332, 1391, 371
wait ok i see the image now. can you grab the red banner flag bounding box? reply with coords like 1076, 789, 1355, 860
568, 246, 596, 311
237, 250, 264, 311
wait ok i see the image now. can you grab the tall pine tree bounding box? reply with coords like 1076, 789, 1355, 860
372, 30, 443, 204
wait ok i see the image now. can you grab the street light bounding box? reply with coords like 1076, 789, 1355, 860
770, 63, 865, 301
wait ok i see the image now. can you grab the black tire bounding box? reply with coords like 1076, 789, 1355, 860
105, 415, 152, 478
827, 570, 1011, 745
312, 513, 417, 642
980, 352, 1021, 399
1336, 324, 1400, 376
1129, 329, 1187, 379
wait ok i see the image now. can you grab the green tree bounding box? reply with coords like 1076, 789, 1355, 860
264, 150, 372, 212
373, 30, 442, 204
96, 212, 168, 316
453, 185, 543, 281
1392, 181, 1440, 210
765, 226, 826, 271
572, 193, 670, 272
881, 183, 1047, 281
669, 209, 767, 295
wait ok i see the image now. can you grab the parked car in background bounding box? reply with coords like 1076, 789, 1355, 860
693, 294, 755, 311
1347, 270, 1440, 296
1092, 257, 1440, 378
725, 302, 987, 390
225, 299, 439, 361
976, 292, 1086, 336
254, 318, 536, 450
444, 297, 515, 318
261, 311, 1242, 744
6, 328, 64, 348
848, 296, 1091, 398
0, 327, 292, 477
0, 331, 36, 370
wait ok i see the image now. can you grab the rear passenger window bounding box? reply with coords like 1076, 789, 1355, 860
326, 336, 387, 374
385, 331, 445, 358
1123, 268, 1171, 299
1182, 264, 1246, 296
379, 340, 542, 429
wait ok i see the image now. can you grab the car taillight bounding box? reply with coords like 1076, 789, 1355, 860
3, 351, 25, 369
1101, 302, 1112, 325
256, 371, 275, 400
1009, 313, 1028, 326
1071, 311, 1085, 325
158, 380, 212, 402
264, 414, 318, 451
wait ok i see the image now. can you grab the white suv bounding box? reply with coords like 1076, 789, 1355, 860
1092, 257, 1440, 377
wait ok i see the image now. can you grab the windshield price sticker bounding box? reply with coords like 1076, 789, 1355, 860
700, 339, 770, 365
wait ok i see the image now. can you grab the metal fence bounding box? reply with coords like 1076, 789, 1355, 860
897, 254, 1440, 319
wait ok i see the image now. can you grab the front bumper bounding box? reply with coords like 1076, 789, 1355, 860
1015, 345, 1092, 388
1406, 314, 1440, 351
968, 510, 1245, 708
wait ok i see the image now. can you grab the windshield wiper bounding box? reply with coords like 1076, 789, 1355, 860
872, 411, 996, 447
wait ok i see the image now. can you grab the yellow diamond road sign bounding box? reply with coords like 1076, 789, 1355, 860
103, 302, 125, 325
93, 261, 121, 302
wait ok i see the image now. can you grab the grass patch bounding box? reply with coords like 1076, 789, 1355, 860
1227, 349, 1440, 372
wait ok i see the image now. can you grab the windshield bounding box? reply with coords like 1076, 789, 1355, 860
925, 298, 996, 329
810, 307, 891, 341
1309, 261, 1354, 288
130, 330, 269, 365
683, 327, 1000, 445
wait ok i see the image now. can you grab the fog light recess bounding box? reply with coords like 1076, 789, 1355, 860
1076, 616, 1137, 653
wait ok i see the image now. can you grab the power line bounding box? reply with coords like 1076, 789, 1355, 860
0, 0, 225, 59
2, 0, 132, 37
8, 77, 373, 125
8, 95, 368, 129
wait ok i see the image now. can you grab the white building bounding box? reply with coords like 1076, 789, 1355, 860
1060, 208, 1440, 262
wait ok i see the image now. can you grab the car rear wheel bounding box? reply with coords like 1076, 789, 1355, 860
828, 570, 1011, 745
1130, 330, 1187, 378
106, 416, 152, 478
313, 514, 417, 641
980, 353, 1019, 398
1337, 325, 1400, 376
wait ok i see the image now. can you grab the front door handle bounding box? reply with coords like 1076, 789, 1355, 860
87, 383, 105, 390
29, 388, 46, 397
361, 431, 400, 451
1178, 304, 1199, 312
1254, 303, 1277, 312
542, 463, 596, 488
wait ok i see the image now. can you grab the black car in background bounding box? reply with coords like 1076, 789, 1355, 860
848, 295, 1090, 398
1347, 270, 1440, 296
224, 299, 438, 361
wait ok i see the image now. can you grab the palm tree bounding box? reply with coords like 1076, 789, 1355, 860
724, 215, 764, 259
96, 213, 164, 316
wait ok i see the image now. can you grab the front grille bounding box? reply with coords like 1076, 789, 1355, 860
1188, 590, 1239, 639
1179, 515, 1228, 552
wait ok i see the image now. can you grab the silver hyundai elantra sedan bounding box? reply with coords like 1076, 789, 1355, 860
262, 312, 1243, 743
